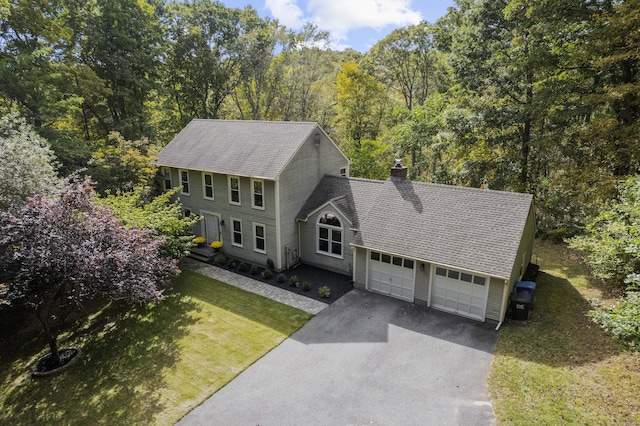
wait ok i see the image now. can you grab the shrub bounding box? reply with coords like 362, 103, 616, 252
213, 255, 227, 267
250, 264, 259, 275
319, 285, 331, 298
589, 292, 640, 350
238, 261, 249, 272
262, 269, 273, 280
302, 281, 311, 292
289, 275, 299, 287
277, 273, 286, 283
227, 258, 237, 269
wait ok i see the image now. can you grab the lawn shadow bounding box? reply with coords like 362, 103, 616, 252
0, 290, 200, 425
496, 270, 626, 368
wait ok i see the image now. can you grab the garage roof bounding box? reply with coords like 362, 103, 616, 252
298, 175, 533, 279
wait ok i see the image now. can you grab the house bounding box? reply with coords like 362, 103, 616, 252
156, 119, 536, 324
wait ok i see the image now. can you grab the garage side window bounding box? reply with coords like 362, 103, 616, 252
317, 212, 343, 258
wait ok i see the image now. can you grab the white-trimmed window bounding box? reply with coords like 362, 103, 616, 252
202, 172, 214, 200
179, 169, 190, 195
183, 208, 192, 218
252, 179, 264, 210
339, 167, 347, 177
317, 212, 343, 258
253, 223, 266, 254
231, 218, 243, 247
228, 176, 240, 205
161, 167, 172, 191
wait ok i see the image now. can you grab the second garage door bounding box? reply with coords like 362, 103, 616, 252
367, 251, 415, 302
431, 266, 488, 321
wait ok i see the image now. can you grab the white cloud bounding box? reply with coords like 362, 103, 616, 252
265, 0, 305, 28
265, 0, 423, 50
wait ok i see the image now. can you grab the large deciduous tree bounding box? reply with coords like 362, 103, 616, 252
0, 178, 179, 367
0, 113, 60, 211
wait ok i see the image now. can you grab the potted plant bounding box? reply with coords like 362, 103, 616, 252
193, 236, 205, 247
210, 240, 223, 253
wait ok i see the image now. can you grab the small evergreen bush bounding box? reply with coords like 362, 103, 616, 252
213, 255, 227, 267
238, 261, 249, 272
277, 273, 286, 283
319, 285, 331, 298
227, 258, 237, 269
262, 269, 273, 280
302, 281, 311, 292
250, 264, 259, 275
289, 275, 299, 287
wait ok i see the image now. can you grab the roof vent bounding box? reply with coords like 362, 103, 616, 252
390, 159, 408, 180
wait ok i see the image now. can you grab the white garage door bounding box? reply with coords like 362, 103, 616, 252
368, 251, 415, 302
431, 266, 488, 321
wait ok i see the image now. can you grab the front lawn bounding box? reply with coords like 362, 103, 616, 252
489, 240, 640, 424
0, 269, 312, 425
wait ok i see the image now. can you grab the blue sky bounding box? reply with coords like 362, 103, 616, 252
219, 0, 456, 52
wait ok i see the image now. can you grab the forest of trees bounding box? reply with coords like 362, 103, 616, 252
0, 0, 638, 238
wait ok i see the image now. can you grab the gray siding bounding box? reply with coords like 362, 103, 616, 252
354, 248, 367, 291
164, 169, 278, 268
298, 207, 354, 275
277, 128, 349, 270
414, 263, 431, 305
486, 277, 505, 322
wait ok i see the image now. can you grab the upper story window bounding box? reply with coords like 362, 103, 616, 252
179, 169, 190, 195
231, 218, 243, 247
161, 167, 172, 191
252, 179, 264, 210
228, 176, 240, 205
317, 212, 343, 258
339, 167, 347, 177
202, 172, 214, 200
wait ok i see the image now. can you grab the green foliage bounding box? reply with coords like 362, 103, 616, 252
318, 285, 331, 298
302, 281, 311, 292
214, 254, 227, 267
568, 176, 640, 288
289, 275, 299, 287
95, 186, 200, 259
250, 264, 259, 275
342, 138, 393, 180
238, 261, 249, 272
590, 292, 640, 351
226, 258, 237, 269
88, 132, 161, 194
276, 273, 286, 283
262, 269, 274, 280
0, 113, 60, 211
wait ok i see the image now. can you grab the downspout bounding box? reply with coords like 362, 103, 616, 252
275, 180, 282, 270
496, 279, 510, 331
352, 246, 357, 283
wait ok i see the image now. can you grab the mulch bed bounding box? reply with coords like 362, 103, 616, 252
210, 258, 354, 304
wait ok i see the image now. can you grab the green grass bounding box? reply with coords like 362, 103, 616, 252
0, 269, 313, 425
489, 240, 640, 424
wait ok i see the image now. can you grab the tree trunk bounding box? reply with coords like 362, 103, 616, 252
36, 305, 61, 367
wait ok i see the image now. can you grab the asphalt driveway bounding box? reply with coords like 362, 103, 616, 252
177, 289, 499, 425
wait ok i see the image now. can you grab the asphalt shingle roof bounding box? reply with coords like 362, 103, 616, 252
155, 119, 320, 179
299, 176, 533, 279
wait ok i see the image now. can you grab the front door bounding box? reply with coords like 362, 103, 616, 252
203, 212, 220, 244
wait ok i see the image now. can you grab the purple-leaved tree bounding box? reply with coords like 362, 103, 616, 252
0, 177, 179, 368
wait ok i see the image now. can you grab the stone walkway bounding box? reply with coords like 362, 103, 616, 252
180, 258, 328, 315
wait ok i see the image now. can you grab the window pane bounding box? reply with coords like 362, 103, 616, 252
204, 174, 212, 185
256, 238, 265, 251
231, 178, 238, 190
392, 257, 402, 266
461, 273, 472, 282
233, 221, 241, 232
231, 191, 239, 203
381, 254, 391, 263
331, 229, 341, 242
319, 239, 328, 252
205, 187, 213, 198
448, 270, 459, 280
404, 259, 414, 269
319, 227, 328, 239
234, 233, 242, 245
473, 276, 486, 286
254, 194, 263, 207
331, 242, 342, 255
253, 181, 262, 193
435, 267, 447, 276
371, 252, 380, 261
255, 226, 264, 238
181, 171, 188, 181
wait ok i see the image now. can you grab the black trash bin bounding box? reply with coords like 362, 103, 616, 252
510, 292, 531, 321
515, 281, 536, 310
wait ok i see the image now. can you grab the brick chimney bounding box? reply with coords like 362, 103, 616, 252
390, 159, 408, 180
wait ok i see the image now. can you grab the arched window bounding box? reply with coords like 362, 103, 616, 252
317, 212, 343, 258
